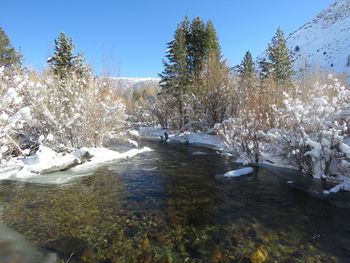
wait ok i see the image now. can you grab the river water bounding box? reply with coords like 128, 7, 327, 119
0, 139, 349, 262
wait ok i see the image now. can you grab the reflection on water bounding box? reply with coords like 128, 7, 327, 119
0, 223, 56, 263
0, 139, 349, 262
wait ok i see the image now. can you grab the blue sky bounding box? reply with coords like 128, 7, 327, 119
2, 0, 334, 77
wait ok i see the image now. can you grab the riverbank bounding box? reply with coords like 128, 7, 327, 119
132, 126, 350, 195
0, 144, 152, 183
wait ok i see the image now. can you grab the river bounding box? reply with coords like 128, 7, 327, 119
0, 139, 349, 262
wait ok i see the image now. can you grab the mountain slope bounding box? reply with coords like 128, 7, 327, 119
105, 77, 160, 99
287, 0, 350, 76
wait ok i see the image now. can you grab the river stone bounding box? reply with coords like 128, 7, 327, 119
31, 148, 93, 174
250, 246, 268, 263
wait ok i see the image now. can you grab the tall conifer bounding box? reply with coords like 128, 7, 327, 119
159, 16, 223, 126
0, 27, 22, 67
259, 28, 295, 85
205, 20, 221, 58
188, 17, 207, 76
238, 50, 255, 79
48, 32, 89, 79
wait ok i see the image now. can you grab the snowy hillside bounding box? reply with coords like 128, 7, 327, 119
105, 77, 160, 99
110, 77, 160, 90
287, 0, 350, 77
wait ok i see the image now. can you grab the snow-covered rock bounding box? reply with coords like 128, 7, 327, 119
223, 167, 254, 177
169, 132, 228, 151
30, 147, 92, 174
128, 130, 140, 137
75, 147, 152, 169
0, 146, 152, 182
324, 178, 350, 194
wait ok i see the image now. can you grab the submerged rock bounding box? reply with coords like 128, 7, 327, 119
250, 246, 268, 263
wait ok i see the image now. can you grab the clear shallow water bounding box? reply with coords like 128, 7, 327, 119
0, 139, 350, 262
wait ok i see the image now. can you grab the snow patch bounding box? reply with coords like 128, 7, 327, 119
139, 127, 166, 137
323, 178, 350, 194
126, 139, 139, 147
129, 130, 140, 137
170, 132, 228, 151
0, 146, 153, 183
74, 147, 152, 170
223, 167, 254, 177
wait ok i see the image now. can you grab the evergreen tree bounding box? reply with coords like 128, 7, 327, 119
238, 50, 255, 80
159, 24, 188, 126
159, 16, 223, 127
237, 51, 256, 107
48, 32, 88, 79
205, 20, 221, 58
0, 27, 22, 67
159, 25, 188, 94
160, 16, 222, 93
259, 28, 295, 85
188, 17, 207, 76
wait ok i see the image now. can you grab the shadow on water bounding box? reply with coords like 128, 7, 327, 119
0, 138, 349, 262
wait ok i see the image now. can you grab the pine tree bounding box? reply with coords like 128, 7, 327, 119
159, 25, 188, 94
159, 16, 222, 93
159, 24, 189, 126
259, 28, 295, 85
48, 32, 88, 79
0, 27, 22, 67
188, 17, 207, 76
205, 20, 221, 58
159, 17, 223, 127
238, 50, 255, 80
237, 51, 256, 108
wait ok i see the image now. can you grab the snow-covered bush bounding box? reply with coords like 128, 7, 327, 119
267, 75, 350, 178
216, 106, 270, 163
30, 71, 125, 150
0, 66, 33, 161
216, 73, 350, 182
126, 100, 159, 128
127, 93, 174, 128
0, 66, 126, 163
215, 81, 277, 163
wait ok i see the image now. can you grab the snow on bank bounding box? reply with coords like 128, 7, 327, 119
223, 167, 254, 177
170, 132, 228, 151
74, 147, 152, 169
139, 127, 166, 137
323, 178, 350, 195
128, 130, 140, 137
137, 127, 350, 194
0, 145, 152, 183
138, 127, 228, 151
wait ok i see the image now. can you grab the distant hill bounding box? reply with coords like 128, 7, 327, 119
103, 77, 160, 99
287, 0, 350, 77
